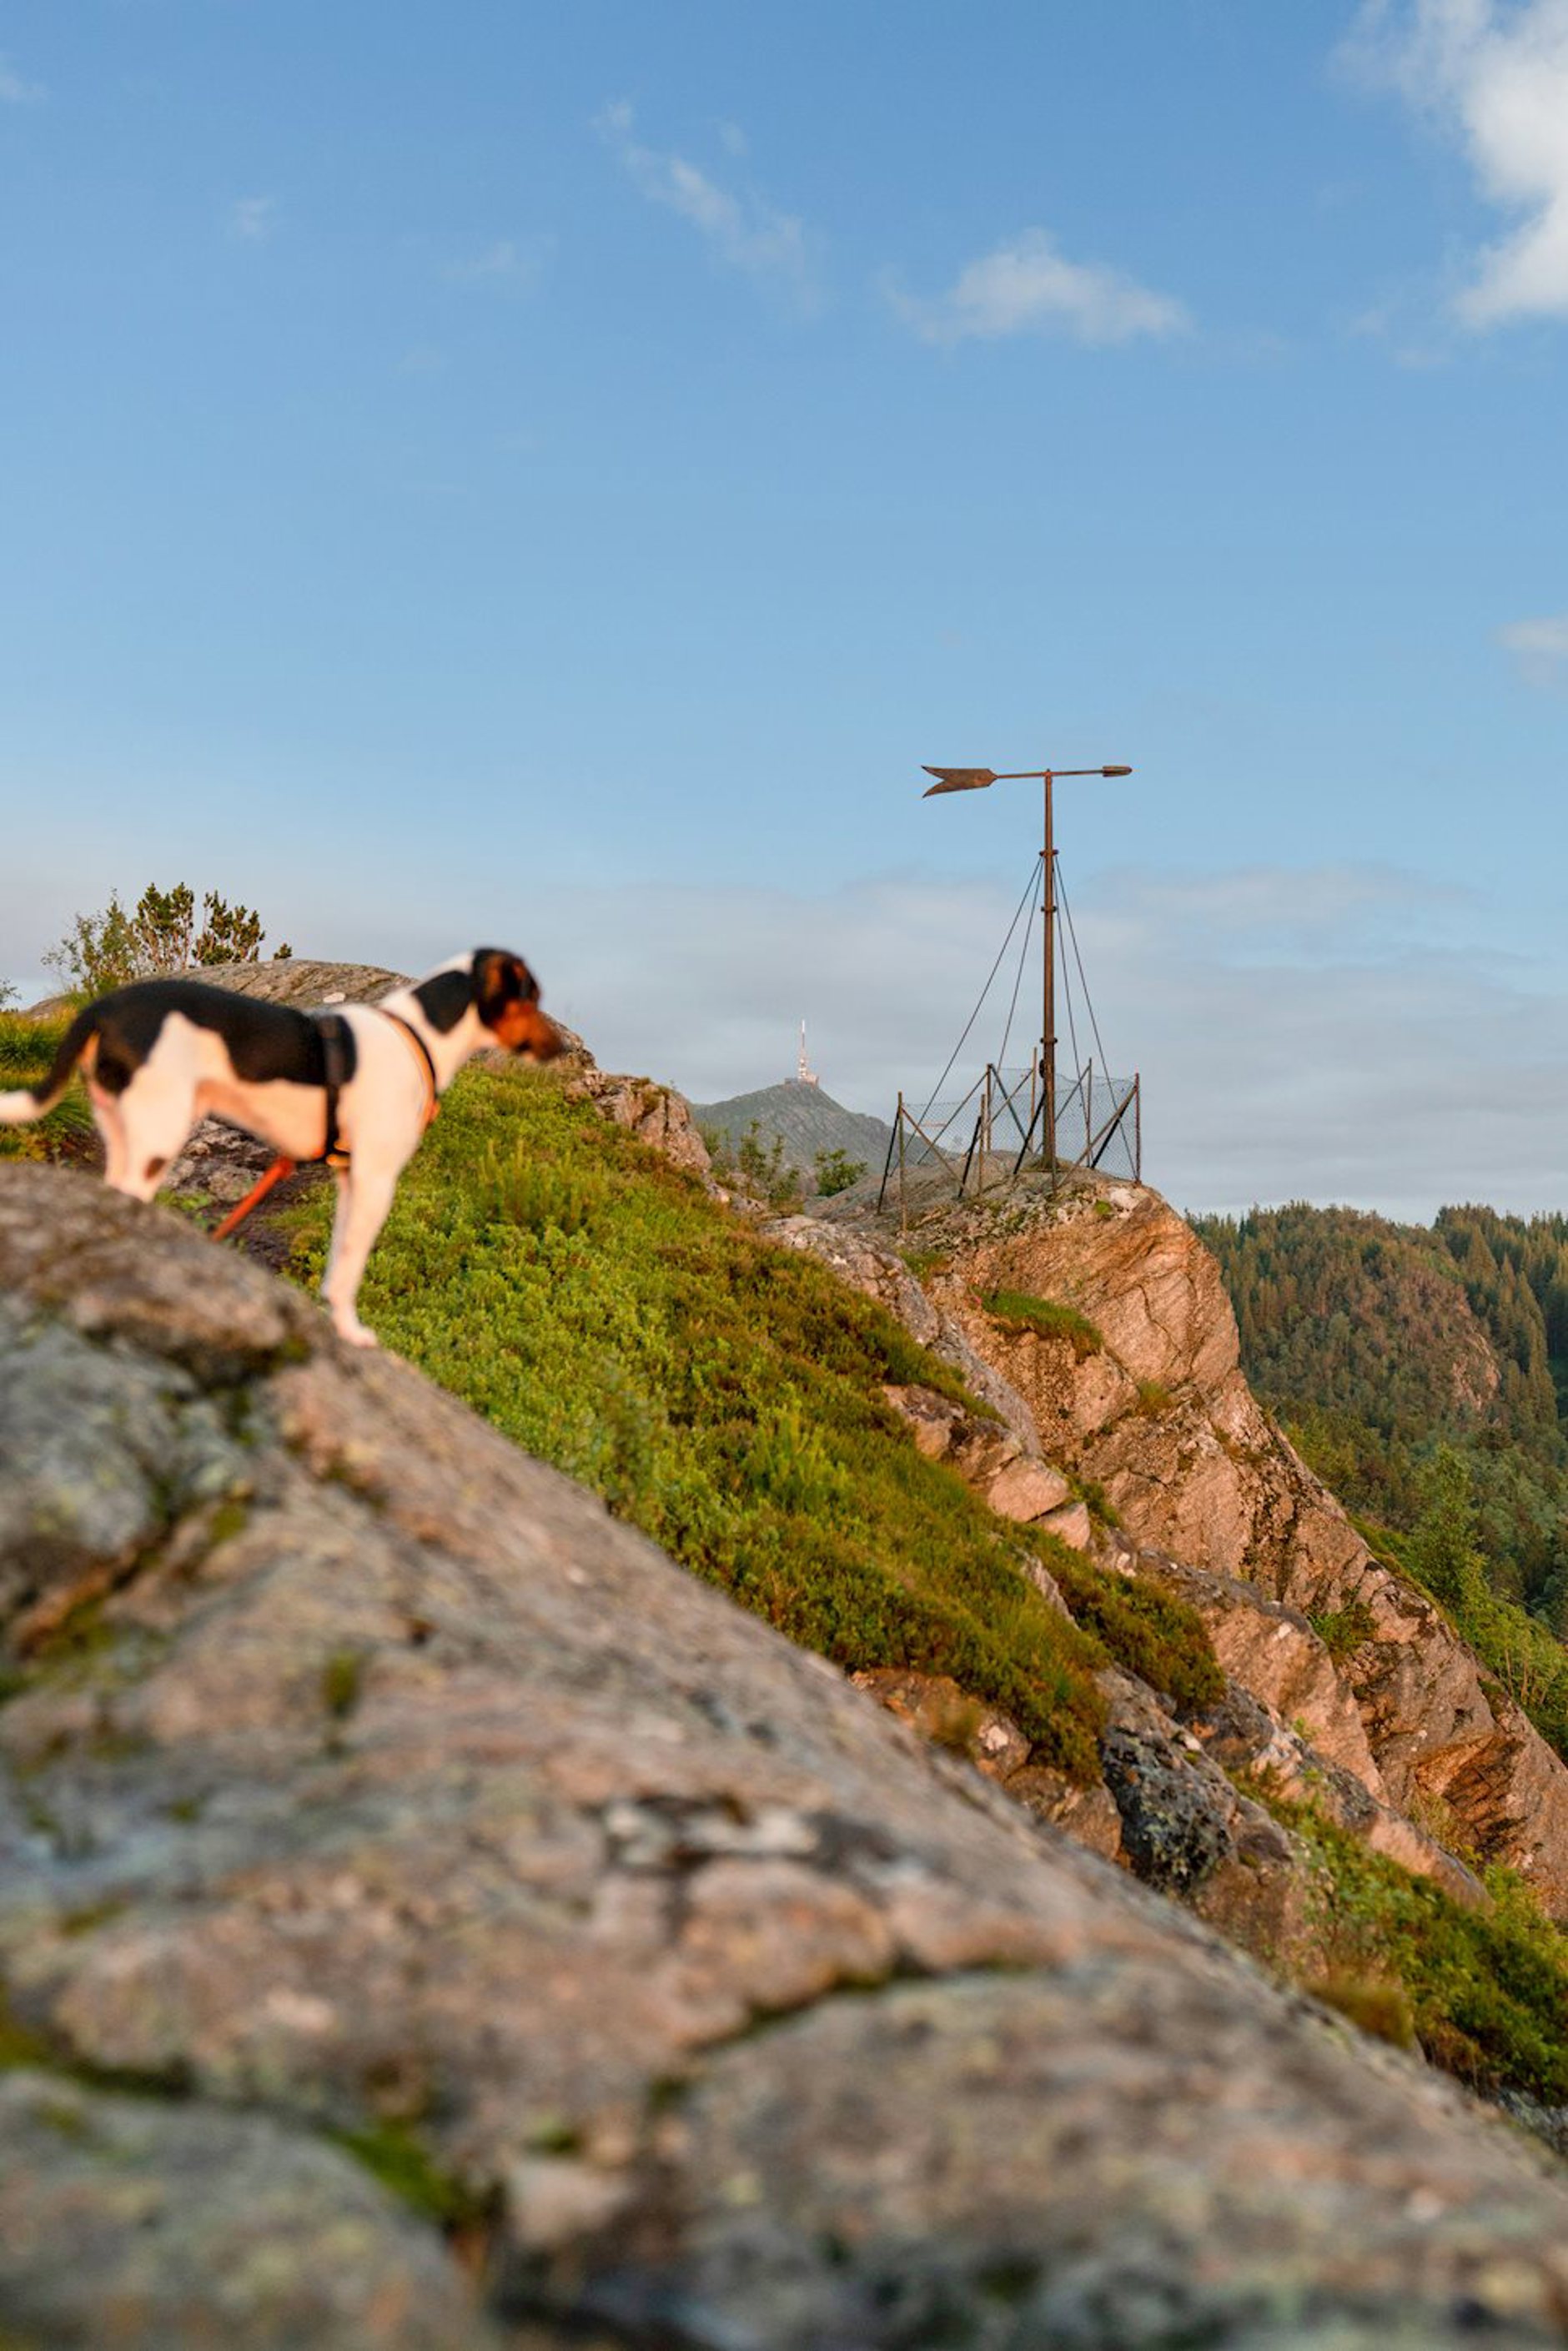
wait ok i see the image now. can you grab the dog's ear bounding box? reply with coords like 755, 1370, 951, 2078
473, 948, 535, 1031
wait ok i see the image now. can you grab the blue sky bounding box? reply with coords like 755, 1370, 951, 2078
3, 1, 1568, 1215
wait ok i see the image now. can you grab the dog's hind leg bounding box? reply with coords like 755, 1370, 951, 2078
320, 1164, 400, 1349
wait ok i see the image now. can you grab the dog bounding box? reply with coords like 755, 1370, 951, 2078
0, 947, 564, 1348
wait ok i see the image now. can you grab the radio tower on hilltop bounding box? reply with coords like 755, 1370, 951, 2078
797, 1022, 819, 1088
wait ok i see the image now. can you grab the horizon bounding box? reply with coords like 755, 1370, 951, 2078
5, 2, 1568, 1226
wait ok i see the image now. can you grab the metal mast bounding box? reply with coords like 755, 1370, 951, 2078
922, 761, 1132, 1169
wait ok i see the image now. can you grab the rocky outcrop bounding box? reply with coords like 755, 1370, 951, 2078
563, 1063, 713, 1182
10, 1162, 1568, 2346
908, 1177, 1568, 1911
779, 1185, 1568, 1918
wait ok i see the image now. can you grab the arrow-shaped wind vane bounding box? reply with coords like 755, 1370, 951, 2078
922, 766, 996, 796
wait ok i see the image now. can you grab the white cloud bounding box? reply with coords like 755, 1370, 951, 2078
0, 54, 43, 105
1498, 611, 1568, 684
887, 228, 1189, 347
1349, 0, 1568, 326
8, 836, 1565, 1219
445, 234, 553, 290
450, 859, 1568, 1223
596, 99, 815, 307
231, 195, 278, 244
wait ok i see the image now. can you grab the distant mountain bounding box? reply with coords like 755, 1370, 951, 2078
689, 1080, 892, 1186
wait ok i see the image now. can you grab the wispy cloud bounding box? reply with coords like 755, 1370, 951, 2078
231, 195, 278, 244
1498, 611, 1568, 686
417, 857, 1562, 1222
887, 229, 1190, 347
445, 234, 553, 290
596, 99, 816, 308
1348, 0, 1568, 328
0, 53, 44, 105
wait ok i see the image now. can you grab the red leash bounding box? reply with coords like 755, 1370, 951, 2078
211, 1155, 299, 1241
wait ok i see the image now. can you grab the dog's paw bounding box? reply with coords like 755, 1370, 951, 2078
335, 1317, 381, 1350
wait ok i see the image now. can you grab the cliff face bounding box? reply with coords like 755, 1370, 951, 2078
907, 1179, 1568, 1911
8, 1162, 1568, 2348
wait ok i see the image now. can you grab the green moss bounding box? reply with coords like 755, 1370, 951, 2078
333, 2119, 495, 2232
284, 1067, 1111, 1782
0, 1983, 56, 2072
978, 1289, 1103, 1359
321, 1650, 366, 1721
1043, 1550, 1225, 1712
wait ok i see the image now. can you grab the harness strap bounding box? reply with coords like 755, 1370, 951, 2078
314, 1011, 356, 1166
374, 1007, 440, 1130
212, 1006, 440, 1246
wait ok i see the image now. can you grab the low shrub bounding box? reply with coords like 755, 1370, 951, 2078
1267, 1795, 1568, 2103
1308, 1600, 1377, 1660
1043, 1549, 1224, 1712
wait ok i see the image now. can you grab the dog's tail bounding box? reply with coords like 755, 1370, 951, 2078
0, 1006, 99, 1125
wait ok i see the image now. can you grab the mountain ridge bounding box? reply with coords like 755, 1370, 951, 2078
690, 1077, 892, 1183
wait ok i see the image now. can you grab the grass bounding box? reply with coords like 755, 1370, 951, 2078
1262, 1791, 1568, 2103
0, 1011, 93, 1163
288, 1065, 1116, 1781
978, 1288, 1103, 1359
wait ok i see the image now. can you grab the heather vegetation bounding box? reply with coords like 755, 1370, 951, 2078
288, 1063, 1149, 1778
1261, 1791, 1568, 2106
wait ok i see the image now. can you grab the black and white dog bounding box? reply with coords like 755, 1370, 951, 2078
0, 948, 564, 1347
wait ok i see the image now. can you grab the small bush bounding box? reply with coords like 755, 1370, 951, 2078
979, 1289, 1103, 1358
1134, 1380, 1172, 1416
814, 1146, 867, 1198
1308, 1600, 1377, 1660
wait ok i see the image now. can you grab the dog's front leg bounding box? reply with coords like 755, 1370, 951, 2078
320, 1164, 400, 1349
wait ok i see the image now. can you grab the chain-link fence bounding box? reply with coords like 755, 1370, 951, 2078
877, 1060, 1139, 1214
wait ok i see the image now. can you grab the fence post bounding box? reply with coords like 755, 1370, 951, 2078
897, 1091, 907, 1233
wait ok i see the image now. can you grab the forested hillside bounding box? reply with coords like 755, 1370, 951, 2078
1197, 1203, 1568, 1721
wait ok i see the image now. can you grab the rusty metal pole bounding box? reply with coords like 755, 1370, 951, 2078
897, 1091, 907, 1233
1042, 772, 1057, 1172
